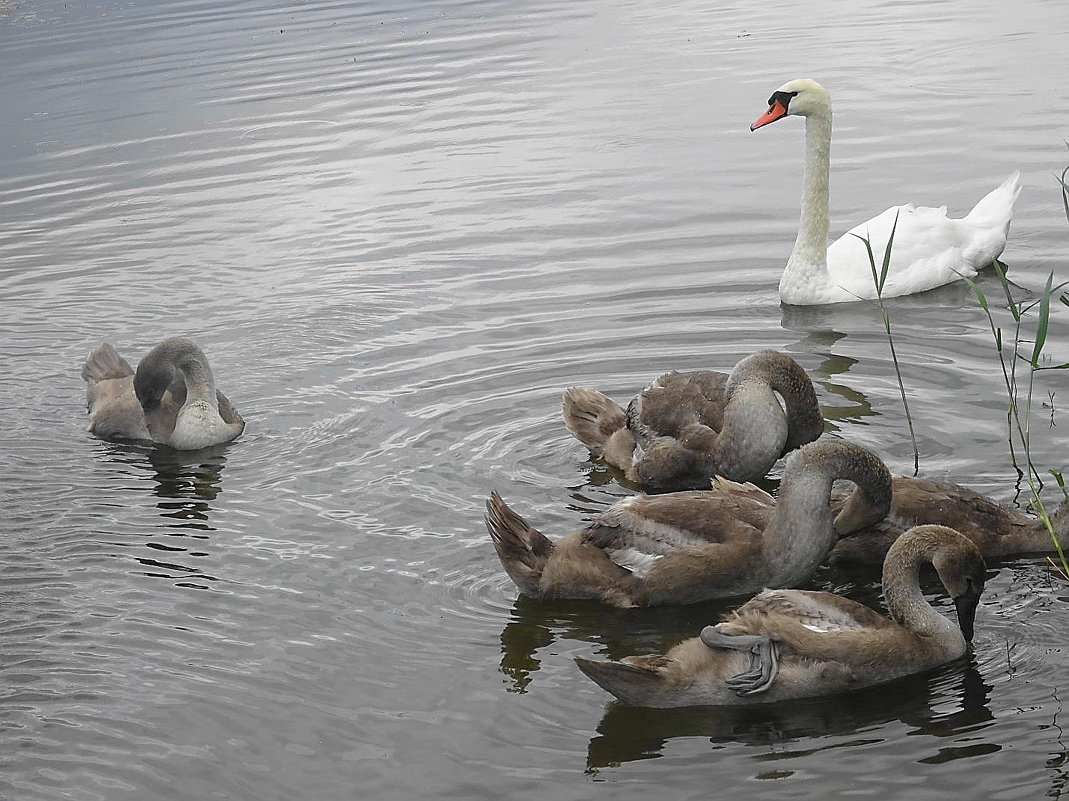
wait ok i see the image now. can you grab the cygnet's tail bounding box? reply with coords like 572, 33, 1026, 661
575, 657, 663, 705
965, 171, 1022, 233
485, 492, 553, 597
561, 387, 636, 468
82, 342, 135, 384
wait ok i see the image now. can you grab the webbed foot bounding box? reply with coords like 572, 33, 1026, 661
699, 625, 779, 696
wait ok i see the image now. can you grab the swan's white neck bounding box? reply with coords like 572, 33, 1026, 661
780, 105, 835, 304
794, 111, 832, 265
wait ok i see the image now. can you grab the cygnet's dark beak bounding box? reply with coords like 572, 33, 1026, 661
954, 590, 981, 643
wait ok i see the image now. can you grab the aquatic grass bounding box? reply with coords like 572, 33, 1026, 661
853, 211, 921, 476
853, 173, 1069, 578
959, 151, 1069, 576
963, 262, 1069, 578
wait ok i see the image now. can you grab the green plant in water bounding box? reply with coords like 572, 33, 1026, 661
853, 211, 921, 476
963, 261, 1069, 579
855, 165, 1069, 578
960, 153, 1069, 577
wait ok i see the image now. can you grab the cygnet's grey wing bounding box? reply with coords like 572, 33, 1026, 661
734, 588, 892, 633
628, 370, 729, 442
583, 490, 771, 555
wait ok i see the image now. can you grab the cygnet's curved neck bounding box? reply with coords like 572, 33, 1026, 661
713, 380, 788, 482
763, 466, 835, 585
135, 339, 219, 410
882, 536, 962, 641
790, 109, 832, 269
762, 442, 890, 585
177, 353, 219, 406
733, 351, 823, 451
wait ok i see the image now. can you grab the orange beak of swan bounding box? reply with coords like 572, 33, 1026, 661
751, 100, 788, 131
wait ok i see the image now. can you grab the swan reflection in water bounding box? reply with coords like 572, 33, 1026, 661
92, 441, 235, 588
146, 445, 235, 588
778, 276, 992, 433
782, 327, 871, 429
149, 445, 230, 514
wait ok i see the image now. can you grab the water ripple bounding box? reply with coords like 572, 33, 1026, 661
3, 0, 1069, 799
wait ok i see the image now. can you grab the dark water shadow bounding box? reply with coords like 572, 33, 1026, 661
499, 594, 740, 694
1046, 688, 1069, 799
583, 657, 994, 773
141, 445, 235, 588
779, 305, 876, 428
91, 440, 234, 525
148, 444, 232, 522
784, 327, 872, 429
89, 440, 236, 589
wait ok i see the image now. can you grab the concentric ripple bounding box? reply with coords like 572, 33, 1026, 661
2, 0, 1068, 799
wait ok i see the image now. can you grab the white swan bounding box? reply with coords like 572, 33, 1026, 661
752, 78, 1022, 305
82, 338, 245, 450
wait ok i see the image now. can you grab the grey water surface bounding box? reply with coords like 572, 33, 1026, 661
2, 0, 1069, 799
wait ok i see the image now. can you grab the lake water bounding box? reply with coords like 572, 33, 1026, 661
2, 0, 1069, 798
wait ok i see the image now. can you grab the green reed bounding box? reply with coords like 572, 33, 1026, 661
858, 169, 1069, 577
962, 261, 1069, 578
853, 211, 921, 476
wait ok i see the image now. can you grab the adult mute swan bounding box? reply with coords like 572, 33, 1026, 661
576, 524, 985, 707
562, 351, 823, 491
82, 338, 245, 450
485, 439, 890, 607
752, 78, 1021, 305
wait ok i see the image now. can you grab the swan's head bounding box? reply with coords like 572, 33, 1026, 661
751, 78, 830, 131
929, 529, 987, 644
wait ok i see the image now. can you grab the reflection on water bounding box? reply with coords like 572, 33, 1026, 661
144, 446, 232, 589
149, 445, 230, 515
784, 328, 874, 426
1047, 691, 1069, 799
83, 441, 237, 589
499, 594, 737, 693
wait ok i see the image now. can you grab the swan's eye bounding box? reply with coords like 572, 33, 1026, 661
768, 90, 800, 111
